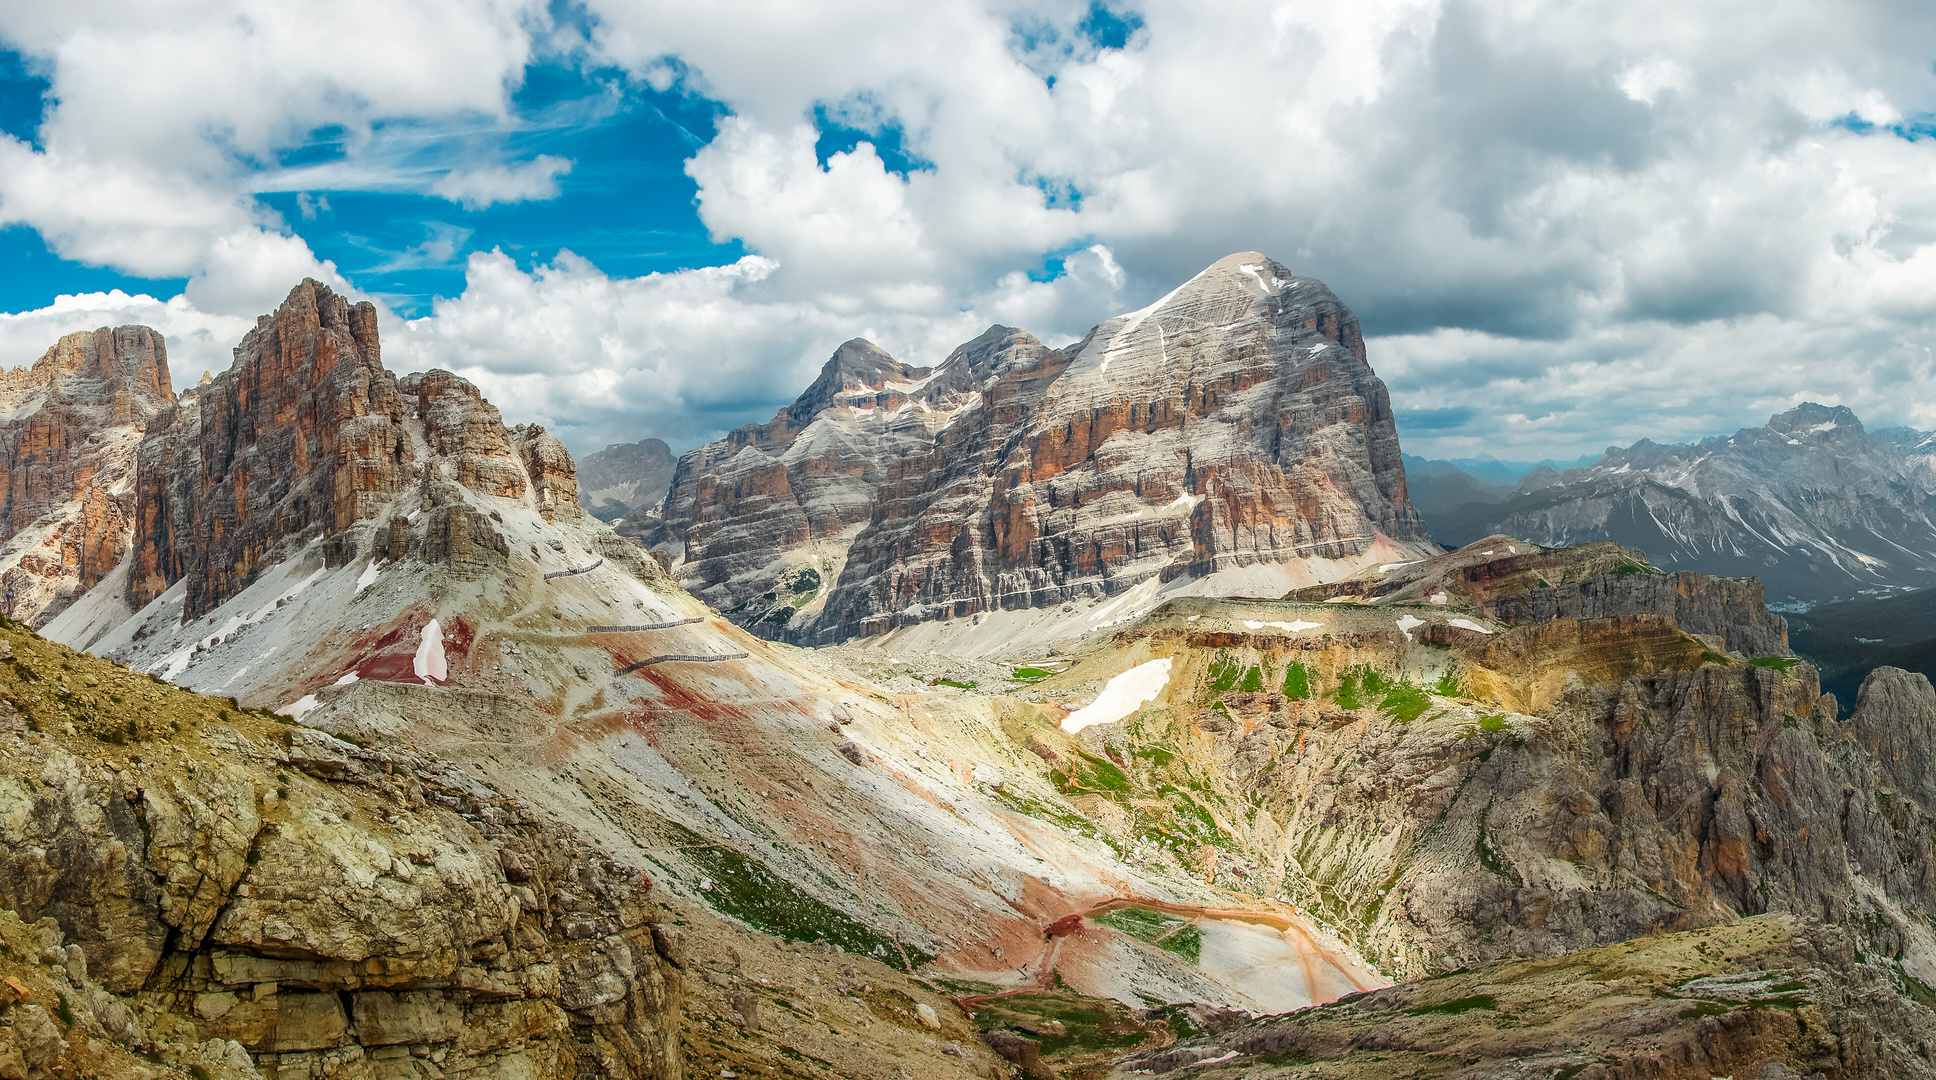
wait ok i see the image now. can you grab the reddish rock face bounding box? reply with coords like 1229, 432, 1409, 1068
119, 289, 587, 621
129, 279, 408, 617
655, 252, 1428, 642
0, 326, 174, 625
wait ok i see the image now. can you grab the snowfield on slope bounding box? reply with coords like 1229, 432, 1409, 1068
1063, 658, 1173, 733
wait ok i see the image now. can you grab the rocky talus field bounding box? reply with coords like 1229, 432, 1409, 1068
0, 272, 1933, 1078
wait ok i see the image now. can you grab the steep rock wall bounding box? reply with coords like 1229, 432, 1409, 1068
128, 280, 406, 617
657, 253, 1428, 642
0, 326, 173, 625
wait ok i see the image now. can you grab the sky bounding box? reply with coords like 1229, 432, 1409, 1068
2, 1, 1936, 461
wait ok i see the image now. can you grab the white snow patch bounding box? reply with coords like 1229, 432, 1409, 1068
333, 671, 360, 686
279, 694, 320, 721
1378, 561, 1417, 573
1448, 618, 1493, 634
1169, 491, 1204, 512
1429, 591, 1448, 605
1191, 1052, 1241, 1068
1395, 615, 1425, 641
1243, 619, 1322, 633
1811, 420, 1838, 433
356, 562, 381, 592
414, 619, 448, 684
1062, 658, 1172, 733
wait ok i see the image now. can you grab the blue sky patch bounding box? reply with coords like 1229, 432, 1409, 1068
1079, 3, 1144, 51
812, 102, 931, 179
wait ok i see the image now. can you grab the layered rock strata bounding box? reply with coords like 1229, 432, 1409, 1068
1290, 538, 1790, 656
127, 282, 584, 620
129, 280, 406, 617
0, 628, 682, 1079
0, 326, 173, 625
655, 253, 1429, 642
1118, 915, 1936, 1078
1061, 540, 1931, 986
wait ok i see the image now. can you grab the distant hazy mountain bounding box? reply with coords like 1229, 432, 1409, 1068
1400, 453, 1593, 545
576, 437, 675, 522
1415, 403, 1936, 604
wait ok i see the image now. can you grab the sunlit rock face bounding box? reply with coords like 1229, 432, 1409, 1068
0, 325, 174, 626
129, 279, 407, 618
654, 252, 1428, 642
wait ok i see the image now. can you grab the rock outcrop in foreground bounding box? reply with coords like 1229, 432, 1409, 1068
652, 253, 1429, 642
1119, 914, 1936, 1078
0, 326, 173, 626
0, 626, 682, 1079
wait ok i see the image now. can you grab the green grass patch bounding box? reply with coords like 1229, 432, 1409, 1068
1475, 827, 1512, 879
1700, 650, 1731, 666
969, 990, 1166, 1060
1478, 713, 1507, 732
1379, 680, 1432, 722
1432, 671, 1463, 697
1133, 745, 1175, 767
1011, 667, 1057, 680
1238, 664, 1265, 692
1406, 993, 1497, 1016
1334, 668, 1365, 709
1054, 751, 1133, 795
682, 843, 923, 967
1750, 656, 1799, 673
1095, 906, 1203, 964
1678, 1001, 1731, 1019
1282, 662, 1312, 699
935, 678, 978, 690
1207, 652, 1243, 695
1614, 563, 1663, 576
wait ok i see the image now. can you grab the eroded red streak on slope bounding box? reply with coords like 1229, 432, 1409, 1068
333, 611, 472, 686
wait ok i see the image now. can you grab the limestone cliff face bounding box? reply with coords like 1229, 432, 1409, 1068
0, 326, 173, 625
126, 283, 582, 621
0, 630, 682, 1079
129, 280, 407, 618
1072, 540, 1936, 988
656, 253, 1428, 641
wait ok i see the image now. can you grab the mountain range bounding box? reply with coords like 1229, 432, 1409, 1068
1, 261, 1936, 1078
1413, 403, 1936, 605
648, 252, 1431, 647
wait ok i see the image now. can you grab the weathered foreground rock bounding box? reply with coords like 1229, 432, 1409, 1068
1115, 914, 1936, 1078
0, 625, 683, 1079
654, 252, 1430, 642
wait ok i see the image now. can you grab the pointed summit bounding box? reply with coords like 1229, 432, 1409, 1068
657, 251, 1428, 643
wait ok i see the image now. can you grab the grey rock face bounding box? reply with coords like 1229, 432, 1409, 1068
578, 437, 675, 523
1432, 402, 1936, 603
655, 252, 1428, 641
1485, 567, 1789, 656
